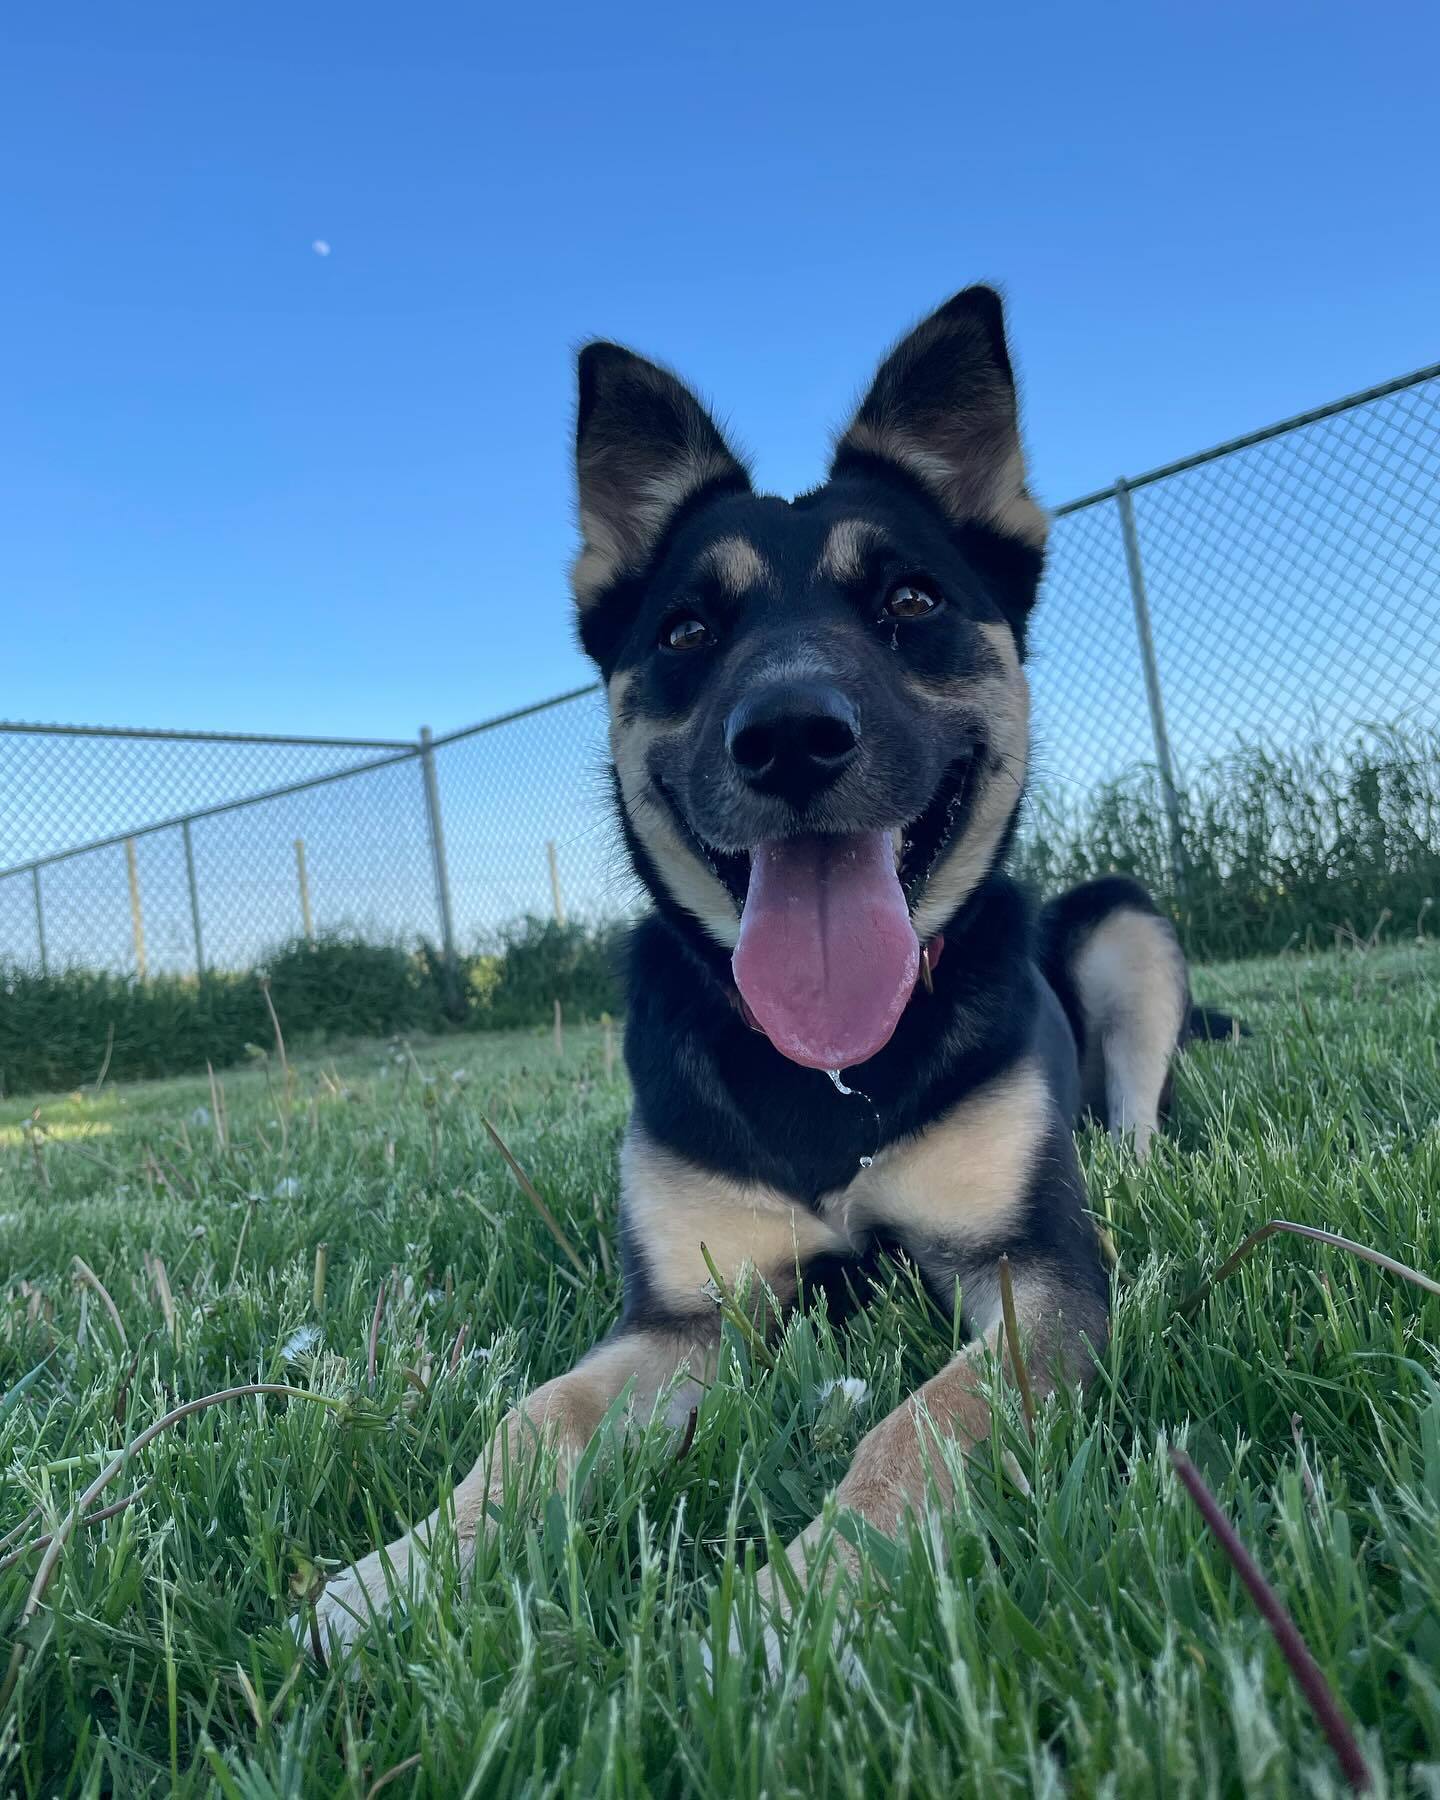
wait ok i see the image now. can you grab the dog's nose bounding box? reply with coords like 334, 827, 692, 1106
725, 681, 860, 805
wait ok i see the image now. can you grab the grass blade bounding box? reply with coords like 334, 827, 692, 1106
478, 1113, 588, 1278
70, 1257, 127, 1350
1169, 1448, 1371, 1792
0, 1485, 150, 1577
1, 1382, 346, 1709
1178, 1219, 1440, 1321
997, 1254, 1036, 1434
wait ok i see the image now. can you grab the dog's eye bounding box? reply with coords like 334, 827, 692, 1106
882, 583, 942, 621
661, 616, 713, 653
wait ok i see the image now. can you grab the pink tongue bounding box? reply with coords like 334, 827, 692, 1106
732, 831, 919, 1070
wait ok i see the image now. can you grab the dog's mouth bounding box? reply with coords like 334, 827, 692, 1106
895, 752, 981, 907
657, 752, 979, 1071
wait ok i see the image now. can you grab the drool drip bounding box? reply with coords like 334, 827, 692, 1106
825, 1068, 881, 1174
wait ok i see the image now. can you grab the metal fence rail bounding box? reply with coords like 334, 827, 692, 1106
3, 360, 1438, 978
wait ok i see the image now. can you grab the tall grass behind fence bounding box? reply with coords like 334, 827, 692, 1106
3, 361, 1438, 988
1015, 726, 1440, 960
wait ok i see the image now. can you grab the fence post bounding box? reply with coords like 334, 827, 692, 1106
124, 837, 148, 979
419, 726, 460, 1008
294, 838, 315, 943
1114, 478, 1186, 895
182, 818, 206, 977
31, 866, 48, 977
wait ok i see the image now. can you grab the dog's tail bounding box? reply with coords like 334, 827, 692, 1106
1185, 1003, 1250, 1044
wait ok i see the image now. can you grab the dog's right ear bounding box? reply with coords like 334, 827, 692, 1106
571, 344, 751, 617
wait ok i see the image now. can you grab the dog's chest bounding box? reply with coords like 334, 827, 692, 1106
814, 1056, 1045, 1247
619, 1055, 1048, 1322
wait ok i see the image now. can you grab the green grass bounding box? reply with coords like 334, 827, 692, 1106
2, 942, 1438, 1796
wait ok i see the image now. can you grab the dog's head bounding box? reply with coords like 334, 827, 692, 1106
571, 286, 1046, 1072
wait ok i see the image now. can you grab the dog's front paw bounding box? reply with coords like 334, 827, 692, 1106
699, 1538, 842, 1689
293, 1543, 415, 1664
699, 1607, 787, 1685
702, 1593, 862, 1693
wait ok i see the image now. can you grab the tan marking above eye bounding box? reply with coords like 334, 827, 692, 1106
698, 535, 770, 595
817, 518, 888, 585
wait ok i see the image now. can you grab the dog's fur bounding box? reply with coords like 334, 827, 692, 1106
306, 287, 1221, 1661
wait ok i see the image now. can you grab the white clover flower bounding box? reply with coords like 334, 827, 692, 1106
280, 1323, 321, 1361
815, 1376, 869, 1406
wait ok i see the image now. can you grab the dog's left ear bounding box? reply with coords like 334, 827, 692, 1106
572, 342, 751, 612
831, 286, 1046, 550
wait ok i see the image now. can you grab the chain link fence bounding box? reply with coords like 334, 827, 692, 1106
3, 361, 1438, 979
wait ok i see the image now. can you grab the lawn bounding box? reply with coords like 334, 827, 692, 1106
2, 941, 1438, 1797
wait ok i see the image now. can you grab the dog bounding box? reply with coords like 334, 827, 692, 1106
305, 285, 1228, 1662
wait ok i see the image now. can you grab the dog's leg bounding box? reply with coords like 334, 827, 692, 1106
305, 1325, 713, 1659
753, 1262, 1104, 1670
741, 1066, 1108, 1671
1038, 880, 1191, 1158
1070, 907, 1187, 1158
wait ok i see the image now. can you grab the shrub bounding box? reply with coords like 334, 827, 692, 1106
0, 924, 626, 1097
466, 916, 624, 1031
262, 935, 441, 1041
0, 965, 266, 1097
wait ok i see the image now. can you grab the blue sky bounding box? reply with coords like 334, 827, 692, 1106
4, 1, 1437, 741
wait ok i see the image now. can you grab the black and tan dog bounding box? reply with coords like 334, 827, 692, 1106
307, 287, 1220, 1660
